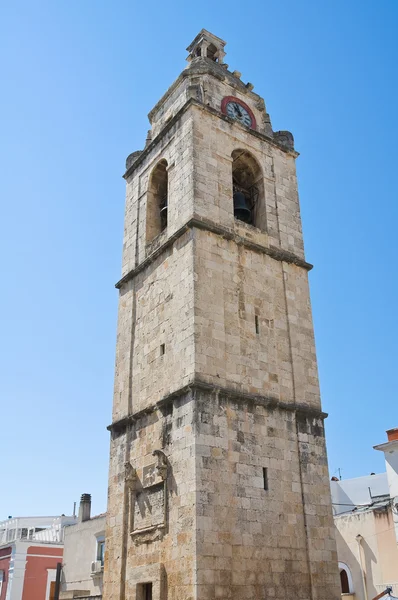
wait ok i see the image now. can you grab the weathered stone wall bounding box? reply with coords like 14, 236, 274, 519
191, 71, 267, 136
112, 230, 195, 422
149, 78, 191, 139
105, 389, 339, 600
148, 59, 271, 141
194, 391, 310, 600
191, 103, 305, 259
296, 413, 341, 600
193, 229, 319, 409
105, 394, 198, 600
121, 111, 195, 278
193, 389, 339, 600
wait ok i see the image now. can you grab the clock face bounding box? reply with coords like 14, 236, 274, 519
226, 101, 252, 127
221, 96, 256, 129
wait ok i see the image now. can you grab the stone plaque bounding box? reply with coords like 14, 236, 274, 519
133, 483, 165, 532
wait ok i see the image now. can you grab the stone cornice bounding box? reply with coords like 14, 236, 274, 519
115, 216, 312, 289
124, 97, 297, 180
107, 379, 327, 434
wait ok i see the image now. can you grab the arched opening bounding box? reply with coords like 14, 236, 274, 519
146, 159, 168, 243
231, 149, 265, 230
207, 43, 218, 62
338, 563, 353, 594
340, 570, 350, 593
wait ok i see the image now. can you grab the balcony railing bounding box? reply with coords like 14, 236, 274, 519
0, 516, 76, 546
375, 584, 398, 597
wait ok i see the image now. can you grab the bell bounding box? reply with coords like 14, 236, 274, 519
233, 191, 252, 224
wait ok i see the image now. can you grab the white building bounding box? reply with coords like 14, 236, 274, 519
0, 516, 76, 546
60, 494, 105, 600
332, 428, 398, 600
0, 514, 76, 600
374, 428, 398, 546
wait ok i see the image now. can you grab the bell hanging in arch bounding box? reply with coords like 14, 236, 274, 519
233, 191, 252, 224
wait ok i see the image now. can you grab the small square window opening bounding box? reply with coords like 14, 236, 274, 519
96, 537, 105, 566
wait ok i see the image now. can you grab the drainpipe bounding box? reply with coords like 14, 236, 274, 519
54, 562, 62, 600
356, 534, 368, 600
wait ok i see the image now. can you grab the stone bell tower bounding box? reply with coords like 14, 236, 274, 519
104, 29, 341, 600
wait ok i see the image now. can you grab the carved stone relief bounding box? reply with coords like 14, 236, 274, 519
125, 450, 168, 545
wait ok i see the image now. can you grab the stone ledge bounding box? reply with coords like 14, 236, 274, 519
115, 217, 312, 289
107, 379, 327, 434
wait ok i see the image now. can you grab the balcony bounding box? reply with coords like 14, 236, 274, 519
0, 516, 77, 546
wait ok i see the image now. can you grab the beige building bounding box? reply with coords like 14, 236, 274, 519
332, 429, 398, 600
104, 29, 341, 600
60, 495, 106, 600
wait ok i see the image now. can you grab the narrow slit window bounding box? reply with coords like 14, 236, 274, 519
255, 315, 259, 334
160, 344, 165, 356
263, 467, 268, 491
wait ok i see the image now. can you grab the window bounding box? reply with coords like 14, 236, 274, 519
231, 149, 265, 230
206, 43, 218, 61
340, 570, 349, 594
146, 160, 168, 243
263, 467, 268, 491
338, 563, 353, 594
137, 582, 153, 600
0, 570, 4, 596
96, 536, 105, 567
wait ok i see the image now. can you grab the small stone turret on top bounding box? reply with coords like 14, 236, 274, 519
186, 29, 226, 64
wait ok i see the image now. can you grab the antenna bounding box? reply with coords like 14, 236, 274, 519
73, 502, 76, 517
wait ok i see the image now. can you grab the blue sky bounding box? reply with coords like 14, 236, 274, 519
1, 0, 397, 519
